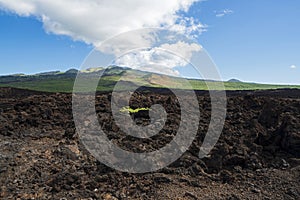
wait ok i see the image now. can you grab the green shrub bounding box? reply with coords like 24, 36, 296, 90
120, 106, 151, 113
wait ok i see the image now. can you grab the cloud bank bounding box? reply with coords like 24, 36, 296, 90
0, 0, 203, 46
114, 41, 202, 76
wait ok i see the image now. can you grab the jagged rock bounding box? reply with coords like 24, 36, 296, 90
0, 87, 299, 199
258, 100, 281, 128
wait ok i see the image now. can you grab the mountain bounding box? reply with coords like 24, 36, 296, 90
65, 69, 79, 74
36, 71, 61, 76
0, 66, 299, 92
228, 78, 242, 83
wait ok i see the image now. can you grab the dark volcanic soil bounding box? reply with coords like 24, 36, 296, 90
0, 87, 300, 200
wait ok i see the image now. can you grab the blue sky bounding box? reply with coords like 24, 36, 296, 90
0, 0, 299, 84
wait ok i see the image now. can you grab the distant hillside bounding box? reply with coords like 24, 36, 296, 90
0, 66, 299, 92
36, 71, 61, 76
228, 78, 242, 83
65, 69, 79, 74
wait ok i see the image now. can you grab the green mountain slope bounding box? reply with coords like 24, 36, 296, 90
0, 66, 299, 92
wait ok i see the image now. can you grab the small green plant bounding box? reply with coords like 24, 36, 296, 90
120, 106, 151, 113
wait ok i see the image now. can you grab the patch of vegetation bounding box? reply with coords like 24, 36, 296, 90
120, 106, 151, 113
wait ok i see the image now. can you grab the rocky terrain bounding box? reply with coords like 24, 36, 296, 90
0, 87, 299, 199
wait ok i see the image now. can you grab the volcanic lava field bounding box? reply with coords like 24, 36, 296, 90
0, 87, 299, 199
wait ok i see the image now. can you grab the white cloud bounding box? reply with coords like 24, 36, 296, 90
160, 41, 202, 61
97, 29, 158, 56
290, 65, 297, 69
114, 41, 202, 76
215, 9, 233, 18
0, 0, 203, 46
